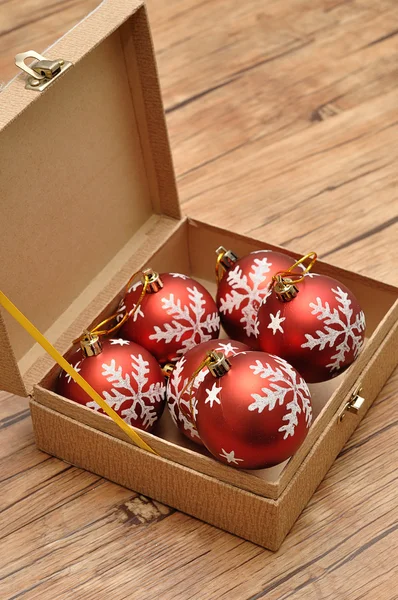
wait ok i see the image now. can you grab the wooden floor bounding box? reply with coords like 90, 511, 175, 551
1, 0, 398, 598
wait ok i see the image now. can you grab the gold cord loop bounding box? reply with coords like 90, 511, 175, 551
73, 269, 154, 345
272, 251, 318, 287
72, 310, 126, 345
123, 269, 151, 320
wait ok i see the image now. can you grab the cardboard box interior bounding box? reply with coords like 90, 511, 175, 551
35, 218, 398, 500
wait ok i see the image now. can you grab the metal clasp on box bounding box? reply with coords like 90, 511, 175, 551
338, 387, 365, 422
15, 50, 72, 91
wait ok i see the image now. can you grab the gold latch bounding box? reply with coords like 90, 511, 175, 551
15, 50, 72, 91
338, 387, 365, 422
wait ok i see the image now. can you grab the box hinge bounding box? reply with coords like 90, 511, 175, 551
338, 387, 365, 422
15, 50, 72, 91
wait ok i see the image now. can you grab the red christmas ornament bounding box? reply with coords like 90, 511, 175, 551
56, 336, 166, 432
120, 271, 220, 364
166, 338, 249, 444
195, 351, 312, 469
256, 273, 366, 383
216, 248, 294, 347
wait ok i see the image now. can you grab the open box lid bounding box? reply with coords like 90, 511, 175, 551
0, 0, 181, 397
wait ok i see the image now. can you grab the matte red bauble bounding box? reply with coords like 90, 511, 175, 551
216, 250, 294, 347
56, 338, 166, 432
195, 351, 312, 469
167, 339, 249, 444
256, 274, 366, 383
120, 272, 220, 364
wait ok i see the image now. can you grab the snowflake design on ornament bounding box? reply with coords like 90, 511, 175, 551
219, 257, 273, 338
116, 281, 144, 324
86, 354, 165, 430
170, 273, 189, 280
297, 263, 316, 278
109, 339, 131, 346
267, 310, 285, 335
301, 286, 366, 372
191, 397, 199, 421
65, 361, 82, 384
248, 356, 312, 439
204, 382, 222, 408
217, 342, 240, 354
149, 286, 220, 356
219, 448, 244, 465
167, 357, 201, 440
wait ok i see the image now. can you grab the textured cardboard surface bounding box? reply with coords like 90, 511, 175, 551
0, 1, 179, 394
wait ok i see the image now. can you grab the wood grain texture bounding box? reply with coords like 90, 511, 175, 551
0, 0, 397, 598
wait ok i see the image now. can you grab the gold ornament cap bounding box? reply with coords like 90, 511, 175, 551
142, 268, 163, 293
207, 350, 231, 378
273, 276, 299, 302
162, 363, 175, 379
216, 246, 238, 270
80, 331, 103, 357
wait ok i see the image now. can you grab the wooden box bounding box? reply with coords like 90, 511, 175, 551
1, 0, 397, 551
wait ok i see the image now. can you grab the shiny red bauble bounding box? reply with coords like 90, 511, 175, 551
120, 273, 220, 364
195, 351, 312, 469
256, 274, 366, 383
56, 339, 166, 432
167, 339, 249, 444
216, 251, 294, 347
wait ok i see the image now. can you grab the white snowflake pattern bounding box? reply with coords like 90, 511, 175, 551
65, 360, 81, 383
86, 354, 165, 430
267, 310, 285, 335
204, 382, 222, 408
219, 448, 244, 465
116, 281, 144, 323
109, 339, 131, 346
301, 286, 366, 372
218, 257, 273, 338
216, 342, 240, 354
170, 273, 189, 280
115, 299, 127, 323
149, 286, 220, 357
191, 397, 199, 421
297, 262, 319, 279
167, 357, 201, 439
248, 356, 312, 439
127, 280, 143, 295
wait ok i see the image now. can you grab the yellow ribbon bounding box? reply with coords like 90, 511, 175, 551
0, 290, 157, 455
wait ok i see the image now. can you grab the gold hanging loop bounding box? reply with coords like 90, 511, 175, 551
72, 269, 154, 345
272, 251, 318, 287
72, 310, 127, 345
